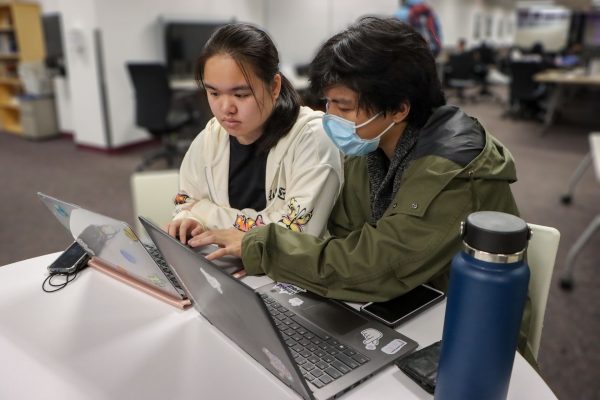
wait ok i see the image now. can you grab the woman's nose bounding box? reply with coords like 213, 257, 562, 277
222, 96, 236, 114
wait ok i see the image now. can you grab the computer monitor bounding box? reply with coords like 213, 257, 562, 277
583, 11, 600, 48
164, 21, 230, 79
42, 13, 66, 76
578, 11, 600, 61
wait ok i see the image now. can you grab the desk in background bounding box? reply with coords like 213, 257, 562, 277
534, 69, 600, 131
0, 253, 557, 400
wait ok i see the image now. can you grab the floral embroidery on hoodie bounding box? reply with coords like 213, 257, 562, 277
279, 198, 313, 232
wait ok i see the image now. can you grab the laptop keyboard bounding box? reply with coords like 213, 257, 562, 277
143, 244, 184, 291
261, 294, 370, 389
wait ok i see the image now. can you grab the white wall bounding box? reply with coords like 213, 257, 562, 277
38, 0, 73, 134
96, 0, 266, 148
39, 0, 265, 149
265, 0, 329, 67
430, 0, 515, 49
38, 0, 107, 146
56, 0, 107, 147
38, 0, 518, 149
266, 0, 397, 67
267, 0, 516, 66
514, 6, 571, 52
329, 0, 397, 32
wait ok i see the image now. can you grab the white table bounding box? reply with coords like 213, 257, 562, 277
561, 133, 600, 285
0, 253, 557, 400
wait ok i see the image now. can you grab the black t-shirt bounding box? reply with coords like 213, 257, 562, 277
228, 137, 268, 211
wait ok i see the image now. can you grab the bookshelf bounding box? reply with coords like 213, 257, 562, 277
0, 1, 45, 135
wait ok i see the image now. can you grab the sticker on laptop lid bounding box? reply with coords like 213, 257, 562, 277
361, 328, 383, 350
272, 282, 306, 296
381, 338, 407, 355
262, 347, 294, 383
288, 297, 303, 307
148, 274, 166, 288
200, 267, 223, 294
120, 249, 136, 264
123, 226, 138, 242
54, 204, 69, 218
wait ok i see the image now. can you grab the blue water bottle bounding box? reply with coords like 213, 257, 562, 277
435, 211, 530, 400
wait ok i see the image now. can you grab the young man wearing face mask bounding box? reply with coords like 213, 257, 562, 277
189, 17, 519, 303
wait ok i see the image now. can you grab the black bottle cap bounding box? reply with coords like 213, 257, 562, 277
462, 211, 530, 255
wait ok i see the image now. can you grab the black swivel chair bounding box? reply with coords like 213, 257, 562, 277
444, 52, 479, 102
126, 63, 197, 171
472, 43, 498, 98
507, 60, 549, 119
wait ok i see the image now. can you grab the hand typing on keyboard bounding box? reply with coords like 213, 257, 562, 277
232, 269, 247, 279
165, 218, 206, 244
187, 228, 245, 259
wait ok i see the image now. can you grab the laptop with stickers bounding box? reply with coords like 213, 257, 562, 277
140, 216, 418, 400
37, 192, 242, 308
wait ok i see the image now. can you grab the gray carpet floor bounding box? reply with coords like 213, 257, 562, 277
0, 98, 598, 399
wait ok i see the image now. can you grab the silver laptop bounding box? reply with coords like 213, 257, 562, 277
37, 192, 242, 300
140, 216, 418, 400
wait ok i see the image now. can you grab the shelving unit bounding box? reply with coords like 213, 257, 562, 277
0, 1, 45, 135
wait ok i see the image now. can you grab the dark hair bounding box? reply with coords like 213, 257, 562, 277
309, 17, 445, 128
530, 42, 545, 56
195, 23, 300, 154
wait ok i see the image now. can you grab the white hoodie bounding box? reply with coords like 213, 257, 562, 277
173, 106, 343, 238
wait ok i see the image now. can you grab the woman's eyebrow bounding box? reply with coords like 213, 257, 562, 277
204, 83, 252, 92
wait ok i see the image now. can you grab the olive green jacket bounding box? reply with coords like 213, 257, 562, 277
241, 106, 538, 364
242, 106, 519, 302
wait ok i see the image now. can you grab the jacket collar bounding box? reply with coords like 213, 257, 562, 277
386, 107, 517, 218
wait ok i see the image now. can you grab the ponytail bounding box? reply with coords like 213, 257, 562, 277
255, 74, 301, 155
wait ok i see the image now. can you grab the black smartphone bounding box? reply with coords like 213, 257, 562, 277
47, 242, 89, 274
360, 284, 445, 328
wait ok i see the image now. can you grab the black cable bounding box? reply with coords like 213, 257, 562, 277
42, 270, 80, 293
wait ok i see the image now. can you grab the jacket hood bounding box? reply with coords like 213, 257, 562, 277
379, 106, 518, 219
414, 105, 517, 182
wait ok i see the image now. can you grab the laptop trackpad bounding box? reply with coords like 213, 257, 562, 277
300, 303, 369, 336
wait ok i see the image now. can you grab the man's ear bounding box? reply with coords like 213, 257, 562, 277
392, 102, 410, 123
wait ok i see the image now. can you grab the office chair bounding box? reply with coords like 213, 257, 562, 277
559, 132, 600, 290
470, 44, 506, 103
506, 60, 548, 120
526, 223, 560, 361
126, 63, 196, 171
131, 169, 179, 242
444, 52, 479, 103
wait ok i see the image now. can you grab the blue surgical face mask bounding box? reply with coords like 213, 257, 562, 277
322, 111, 396, 156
